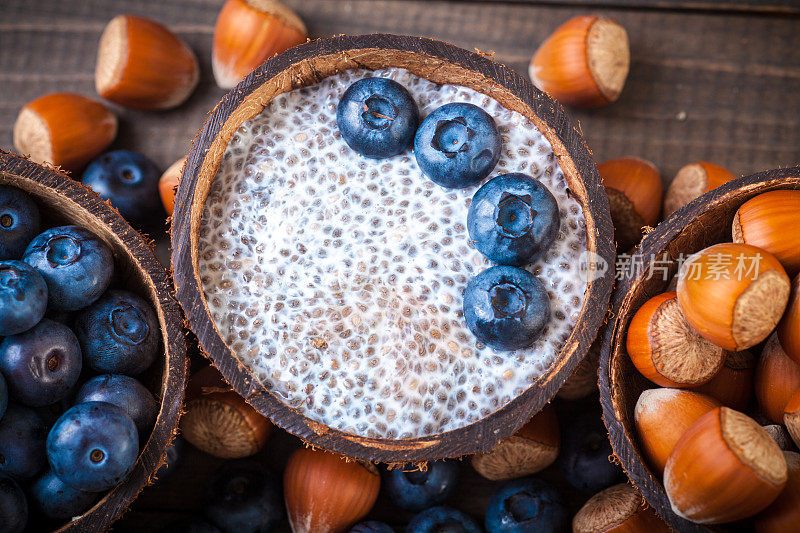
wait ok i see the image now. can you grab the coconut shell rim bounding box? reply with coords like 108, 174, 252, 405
0, 150, 188, 532
171, 33, 614, 463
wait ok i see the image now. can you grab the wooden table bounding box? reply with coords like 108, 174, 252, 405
1, 0, 798, 531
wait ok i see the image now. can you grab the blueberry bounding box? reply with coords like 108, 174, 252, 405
406, 506, 481, 533
414, 103, 501, 189
30, 469, 99, 520
0, 404, 47, 480
74, 290, 159, 375
47, 401, 139, 492
205, 459, 284, 533
484, 478, 568, 533
337, 78, 419, 159
467, 173, 560, 266
82, 150, 164, 226
0, 475, 27, 533
384, 460, 459, 511
558, 410, 624, 493
350, 521, 395, 533
154, 435, 185, 482
0, 260, 48, 336
163, 519, 223, 533
75, 374, 157, 435
0, 185, 40, 260
463, 266, 550, 351
23, 225, 114, 311
0, 374, 6, 421
0, 319, 82, 407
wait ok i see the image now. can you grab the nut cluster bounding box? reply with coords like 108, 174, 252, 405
625, 189, 800, 525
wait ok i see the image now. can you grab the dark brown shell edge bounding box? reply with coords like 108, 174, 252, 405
171, 34, 614, 463
0, 150, 188, 532
599, 166, 800, 532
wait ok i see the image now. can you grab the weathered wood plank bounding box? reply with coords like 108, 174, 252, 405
0, 0, 797, 184
458, 0, 800, 15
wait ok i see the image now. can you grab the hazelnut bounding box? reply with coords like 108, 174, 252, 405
529, 15, 629, 108
664, 407, 787, 524
692, 349, 755, 410
663, 161, 735, 217
597, 157, 663, 252
180, 366, 271, 458
95, 15, 199, 110
470, 403, 559, 481
284, 448, 379, 533
212, 0, 307, 89
677, 242, 790, 351
13, 93, 117, 172
634, 388, 720, 474
626, 292, 727, 387
755, 333, 800, 423
733, 190, 800, 276
572, 483, 670, 533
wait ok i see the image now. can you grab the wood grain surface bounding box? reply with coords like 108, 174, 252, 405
1, 0, 798, 530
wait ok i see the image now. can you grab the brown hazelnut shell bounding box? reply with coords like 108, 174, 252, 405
180, 365, 271, 458
677, 242, 790, 351
284, 448, 379, 533
634, 388, 721, 475
13, 93, 117, 172
664, 407, 787, 524
529, 15, 629, 108
470, 403, 559, 481
756, 333, 800, 423
626, 292, 727, 387
572, 483, 671, 533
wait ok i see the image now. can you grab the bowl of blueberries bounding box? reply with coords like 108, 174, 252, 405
0, 152, 187, 532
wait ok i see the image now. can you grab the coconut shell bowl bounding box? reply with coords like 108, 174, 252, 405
172, 34, 614, 463
0, 152, 187, 531
599, 166, 800, 531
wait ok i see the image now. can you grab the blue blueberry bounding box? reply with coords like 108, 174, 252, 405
384, 460, 459, 511
406, 506, 481, 533
23, 225, 114, 311
463, 266, 550, 351
47, 401, 139, 492
30, 469, 99, 520
0, 319, 82, 407
0, 260, 47, 336
205, 459, 284, 533
558, 410, 624, 493
351, 521, 395, 533
82, 150, 164, 226
0, 475, 27, 533
74, 290, 159, 375
484, 478, 568, 533
0, 403, 47, 480
163, 519, 223, 533
467, 174, 560, 266
0, 373, 6, 421
337, 78, 419, 159
75, 374, 157, 435
0, 185, 40, 260
154, 435, 185, 482
414, 103, 501, 189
